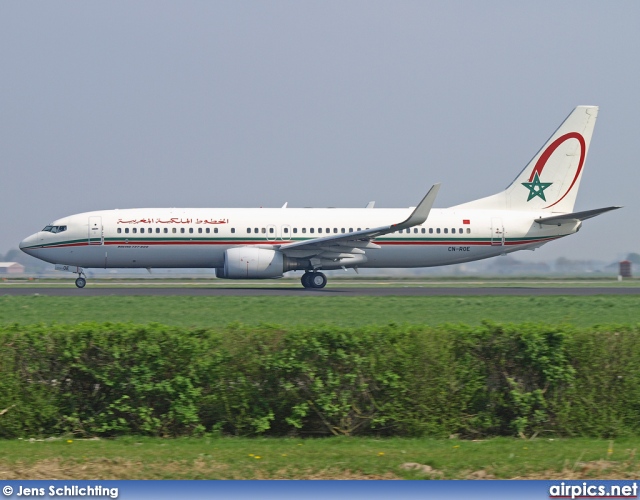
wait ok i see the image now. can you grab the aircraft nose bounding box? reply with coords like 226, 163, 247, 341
19, 233, 38, 255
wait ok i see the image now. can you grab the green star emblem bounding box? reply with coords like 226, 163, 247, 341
521, 172, 552, 202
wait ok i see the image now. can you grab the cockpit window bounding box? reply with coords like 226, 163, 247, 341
42, 225, 67, 234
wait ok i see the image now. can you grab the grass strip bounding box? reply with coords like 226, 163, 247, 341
1, 436, 639, 479
1, 295, 639, 327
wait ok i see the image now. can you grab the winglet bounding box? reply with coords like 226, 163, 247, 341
392, 183, 441, 230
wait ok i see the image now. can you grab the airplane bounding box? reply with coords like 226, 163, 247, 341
20, 105, 620, 289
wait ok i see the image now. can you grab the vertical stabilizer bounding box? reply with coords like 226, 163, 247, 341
453, 106, 598, 212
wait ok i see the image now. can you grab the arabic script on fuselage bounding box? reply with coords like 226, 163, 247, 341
117, 218, 229, 225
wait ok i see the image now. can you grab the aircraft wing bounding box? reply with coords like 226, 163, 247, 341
534, 206, 621, 225
277, 184, 440, 257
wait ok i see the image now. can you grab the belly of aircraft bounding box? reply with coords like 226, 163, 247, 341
362, 243, 502, 268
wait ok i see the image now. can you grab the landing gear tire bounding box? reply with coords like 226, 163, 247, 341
301, 271, 327, 289
301, 272, 313, 288
75, 277, 87, 289
300, 273, 327, 288
310, 272, 327, 289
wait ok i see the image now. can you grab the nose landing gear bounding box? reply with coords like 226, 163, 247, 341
54, 264, 88, 289
301, 271, 327, 289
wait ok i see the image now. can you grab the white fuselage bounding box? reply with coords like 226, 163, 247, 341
19, 207, 576, 271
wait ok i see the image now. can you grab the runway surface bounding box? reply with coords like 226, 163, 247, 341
3, 286, 640, 296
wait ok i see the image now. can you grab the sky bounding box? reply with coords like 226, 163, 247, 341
1, 1, 639, 263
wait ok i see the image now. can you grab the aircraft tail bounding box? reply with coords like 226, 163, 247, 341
452, 106, 598, 213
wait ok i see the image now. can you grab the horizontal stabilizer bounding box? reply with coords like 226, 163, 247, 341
534, 206, 621, 225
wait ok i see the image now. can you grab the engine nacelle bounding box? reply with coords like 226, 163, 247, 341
215, 247, 294, 279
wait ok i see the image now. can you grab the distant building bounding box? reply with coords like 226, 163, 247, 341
619, 260, 632, 278
0, 262, 25, 274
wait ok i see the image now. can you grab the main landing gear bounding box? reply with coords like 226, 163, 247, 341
301, 271, 327, 289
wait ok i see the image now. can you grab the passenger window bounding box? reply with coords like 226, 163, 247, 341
284, 227, 289, 234
198, 228, 202, 234
164, 228, 168, 233
414, 228, 418, 234
117, 228, 122, 234
132, 228, 137, 234
247, 228, 251, 233
333, 228, 338, 233
349, 228, 353, 232
125, 228, 129, 234
327, 228, 331, 233
436, 228, 441, 234
466, 228, 470, 234
172, 228, 177, 233
180, 228, 185, 234
310, 228, 314, 234
444, 228, 448, 234
231, 228, 235, 234
214, 228, 218, 233
269, 228, 274, 234
156, 228, 160, 233
341, 228, 345, 233
451, 228, 455, 234
148, 227, 151, 233
302, 228, 306, 234
459, 228, 463, 234
261, 228, 266, 234
206, 228, 210, 234
293, 228, 298, 234
189, 228, 194, 234
357, 228, 361, 231
318, 228, 322, 233
421, 228, 425, 234
429, 228, 433, 234
140, 228, 145, 234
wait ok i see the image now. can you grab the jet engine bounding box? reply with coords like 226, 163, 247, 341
215, 247, 305, 279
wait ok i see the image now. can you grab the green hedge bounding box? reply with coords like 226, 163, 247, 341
1, 322, 639, 438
